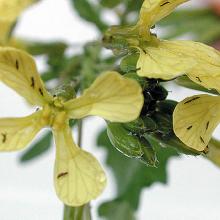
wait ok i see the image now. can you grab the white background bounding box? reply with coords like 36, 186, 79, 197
0, 0, 220, 219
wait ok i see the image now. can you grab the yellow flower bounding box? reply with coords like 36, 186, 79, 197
0, 0, 36, 46
105, 1, 220, 155
105, 0, 220, 92
133, 1, 220, 155
173, 94, 220, 152
0, 47, 144, 206
136, 0, 220, 92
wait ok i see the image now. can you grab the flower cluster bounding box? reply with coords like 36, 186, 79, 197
1, 0, 220, 208
104, 0, 220, 153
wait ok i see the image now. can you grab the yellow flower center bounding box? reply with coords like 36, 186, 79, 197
41, 97, 68, 130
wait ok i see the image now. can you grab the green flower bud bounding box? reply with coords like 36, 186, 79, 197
122, 117, 146, 134
142, 116, 157, 131
156, 100, 178, 114
150, 85, 168, 101
152, 113, 173, 136
120, 54, 139, 73
139, 138, 158, 167
123, 116, 157, 134
107, 122, 144, 158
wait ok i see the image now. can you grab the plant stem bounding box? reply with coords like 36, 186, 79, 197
63, 204, 91, 220
77, 119, 83, 146
62, 119, 92, 220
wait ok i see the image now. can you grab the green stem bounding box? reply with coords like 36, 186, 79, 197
63, 204, 91, 220
62, 119, 92, 220
77, 119, 83, 147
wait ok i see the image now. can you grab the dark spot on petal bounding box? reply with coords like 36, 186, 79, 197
196, 77, 202, 83
200, 136, 205, 144
184, 97, 200, 104
39, 88, 44, 96
206, 121, 209, 131
31, 77, 35, 88
15, 60, 19, 70
57, 172, 68, 179
187, 125, 192, 130
143, 49, 147, 54
1, 133, 7, 143
160, 1, 170, 7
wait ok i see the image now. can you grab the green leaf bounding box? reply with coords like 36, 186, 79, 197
99, 200, 136, 220
80, 42, 116, 89
125, 0, 143, 13
158, 9, 220, 43
27, 41, 67, 56
19, 131, 52, 162
97, 129, 179, 209
70, 0, 107, 31
99, 0, 121, 8
145, 133, 200, 156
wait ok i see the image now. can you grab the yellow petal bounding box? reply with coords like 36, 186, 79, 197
0, 47, 52, 106
136, 41, 196, 80
0, 0, 37, 21
173, 94, 220, 151
138, 0, 188, 38
137, 40, 220, 87
53, 125, 106, 206
165, 40, 220, 91
0, 111, 44, 151
0, 0, 37, 43
0, 21, 11, 44
64, 71, 144, 122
